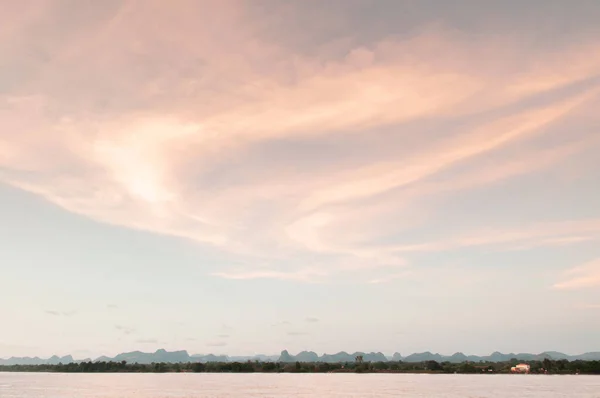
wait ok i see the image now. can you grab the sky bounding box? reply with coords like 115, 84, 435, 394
1, 0, 600, 360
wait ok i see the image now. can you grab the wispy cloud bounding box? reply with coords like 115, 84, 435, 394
296, 89, 600, 213
136, 339, 158, 344
1, 1, 599, 285
114, 325, 136, 335
385, 219, 600, 254
287, 332, 309, 337
554, 259, 600, 290
45, 310, 77, 317
212, 269, 328, 283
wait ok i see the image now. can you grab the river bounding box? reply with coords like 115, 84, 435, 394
1, 373, 598, 397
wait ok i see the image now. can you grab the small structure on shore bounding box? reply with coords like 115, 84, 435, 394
511, 364, 531, 374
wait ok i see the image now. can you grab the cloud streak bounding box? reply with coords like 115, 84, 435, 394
114, 325, 136, 335
212, 269, 328, 283
287, 332, 309, 337
386, 219, 600, 254
136, 339, 158, 344
554, 259, 600, 290
45, 310, 77, 317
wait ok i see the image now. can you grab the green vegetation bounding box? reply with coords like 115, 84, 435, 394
1, 358, 599, 374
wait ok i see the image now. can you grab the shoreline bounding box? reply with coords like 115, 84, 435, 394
1, 359, 599, 376
0, 371, 598, 376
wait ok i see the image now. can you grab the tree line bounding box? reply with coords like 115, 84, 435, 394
1, 358, 599, 374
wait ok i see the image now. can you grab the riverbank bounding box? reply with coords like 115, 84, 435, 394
1, 359, 599, 375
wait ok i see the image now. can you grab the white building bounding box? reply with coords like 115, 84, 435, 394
510, 363, 531, 373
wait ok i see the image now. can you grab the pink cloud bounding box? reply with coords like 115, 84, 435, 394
554, 259, 600, 290
388, 219, 600, 254
1, 1, 600, 282
211, 268, 327, 283
297, 88, 599, 212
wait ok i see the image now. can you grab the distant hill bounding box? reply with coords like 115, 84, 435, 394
397, 351, 600, 363
106, 349, 191, 364
279, 350, 392, 363
2, 349, 600, 365
572, 352, 600, 361
190, 354, 229, 363
278, 350, 600, 363
0, 355, 73, 366
91, 350, 277, 364
403, 351, 444, 363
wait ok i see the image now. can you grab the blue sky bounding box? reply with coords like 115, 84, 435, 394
1, 0, 600, 359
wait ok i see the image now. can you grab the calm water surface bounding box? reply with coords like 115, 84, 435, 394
1, 373, 599, 397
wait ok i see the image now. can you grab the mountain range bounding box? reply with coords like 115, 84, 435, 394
397, 351, 600, 363
1, 349, 599, 365
0, 355, 76, 366
279, 350, 388, 363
